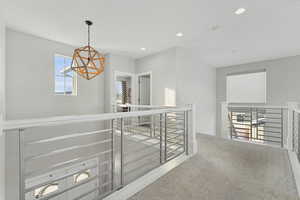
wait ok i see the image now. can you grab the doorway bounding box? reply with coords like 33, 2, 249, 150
137, 72, 152, 126
114, 71, 134, 112
137, 72, 151, 106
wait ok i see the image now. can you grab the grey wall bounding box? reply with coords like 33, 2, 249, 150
216, 55, 300, 136
135, 47, 216, 135
5, 29, 105, 120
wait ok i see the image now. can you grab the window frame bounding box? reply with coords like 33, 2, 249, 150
54, 54, 78, 96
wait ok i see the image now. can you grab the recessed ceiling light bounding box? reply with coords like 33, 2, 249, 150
176, 32, 183, 37
235, 8, 246, 15
140, 47, 146, 51
210, 25, 220, 31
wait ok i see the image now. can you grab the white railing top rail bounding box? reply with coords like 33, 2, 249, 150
3, 106, 191, 131
228, 105, 288, 109
292, 109, 300, 114
116, 104, 176, 109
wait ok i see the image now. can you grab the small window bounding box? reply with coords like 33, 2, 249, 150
226, 71, 266, 103
74, 170, 91, 184
34, 183, 59, 199
54, 54, 77, 95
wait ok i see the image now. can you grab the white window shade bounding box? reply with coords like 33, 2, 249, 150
226, 71, 266, 103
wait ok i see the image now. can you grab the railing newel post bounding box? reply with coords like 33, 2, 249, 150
250, 107, 253, 141
120, 118, 124, 187
18, 128, 25, 200
160, 113, 163, 164
230, 108, 233, 139
293, 110, 295, 151
184, 110, 189, 155
281, 108, 284, 148
298, 113, 300, 160
256, 108, 258, 140
111, 119, 115, 191
164, 113, 167, 162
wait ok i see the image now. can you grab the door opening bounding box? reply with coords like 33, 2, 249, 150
115, 75, 132, 112
138, 74, 151, 106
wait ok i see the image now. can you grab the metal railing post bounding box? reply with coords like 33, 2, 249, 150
297, 113, 300, 161
153, 115, 156, 137
281, 108, 284, 148
293, 110, 295, 151
184, 111, 189, 155
164, 113, 167, 162
159, 114, 163, 164
230, 109, 233, 139
250, 107, 253, 140
19, 129, 25, 200
256, 108, 258, 140
120, 118, 124, 186
111, 119, 114, 190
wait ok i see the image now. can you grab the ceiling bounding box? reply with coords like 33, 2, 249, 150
3, 0, 300, 67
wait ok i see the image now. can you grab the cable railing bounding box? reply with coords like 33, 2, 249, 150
228, 105, 287, 147
3, 106, 193, 200
113, 104, 179, 138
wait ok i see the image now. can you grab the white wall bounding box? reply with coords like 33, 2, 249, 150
176, 47, 216, 135
104, 53, 135, 112
4, 29, 108, 200
0, 14, 5, 200
135, 47, 216, 135
5, 29, 105, 120
135, 48, 177, 106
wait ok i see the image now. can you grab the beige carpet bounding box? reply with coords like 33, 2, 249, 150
129, 134, 299, 200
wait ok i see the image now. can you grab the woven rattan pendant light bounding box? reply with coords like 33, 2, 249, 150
71, 20, 105, 80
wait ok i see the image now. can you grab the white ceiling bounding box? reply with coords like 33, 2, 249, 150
3, 0, 300, 67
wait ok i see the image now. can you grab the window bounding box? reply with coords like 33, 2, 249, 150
34, 183, 59, 199
226, 71, 266, 103
55, 54, 77, 95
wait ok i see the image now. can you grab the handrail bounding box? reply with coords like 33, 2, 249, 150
228, 105, 288, 109
116, 104, 176, 109
293, 109, 300, 114
3, 107, 191, 130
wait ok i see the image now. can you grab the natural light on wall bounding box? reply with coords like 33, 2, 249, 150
165, 88, 176, 106
226, 71, 266, 103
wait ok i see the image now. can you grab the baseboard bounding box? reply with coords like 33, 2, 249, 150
288, 150, 300, 197
196, 132, 216, 136
103, 154, 191, 200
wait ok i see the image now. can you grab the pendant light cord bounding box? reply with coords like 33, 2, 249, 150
85, 20, 93, 46
88, 24, 90, 46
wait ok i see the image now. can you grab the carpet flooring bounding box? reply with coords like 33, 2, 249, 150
129, 134, 299, 200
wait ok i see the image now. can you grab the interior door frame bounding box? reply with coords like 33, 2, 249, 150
136, 71, 152, 105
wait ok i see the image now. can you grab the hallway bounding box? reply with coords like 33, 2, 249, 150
129, 134, 299, 200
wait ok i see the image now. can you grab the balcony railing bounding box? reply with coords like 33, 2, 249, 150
228, 105, 287, 147
3, 106, 193, 200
